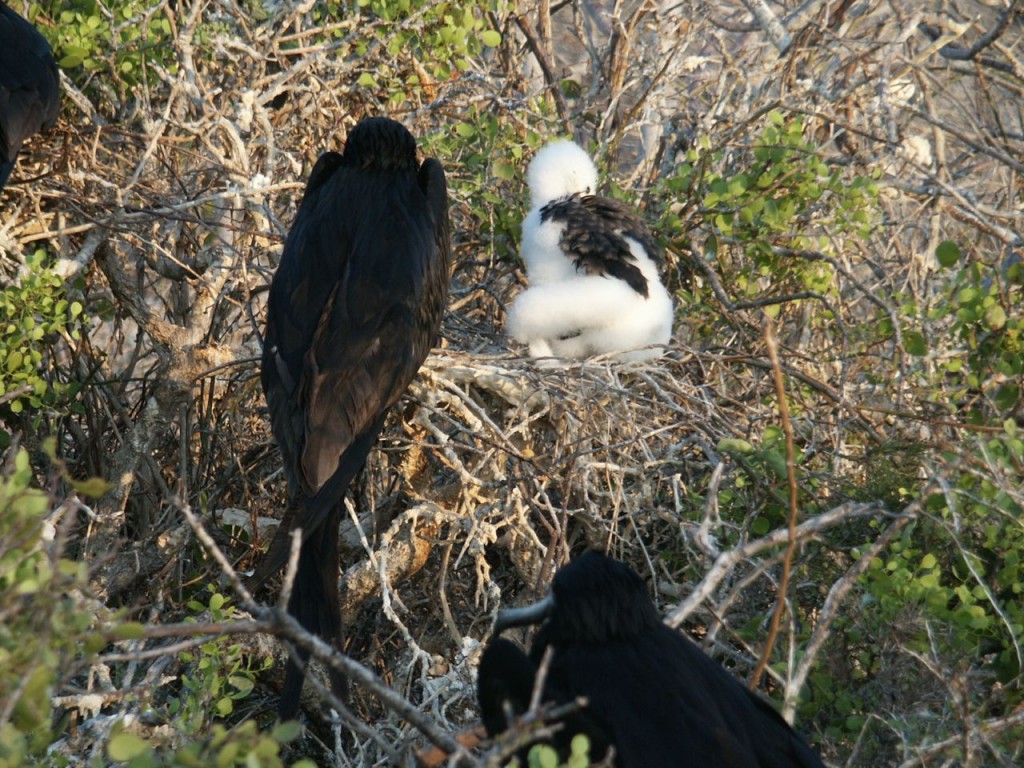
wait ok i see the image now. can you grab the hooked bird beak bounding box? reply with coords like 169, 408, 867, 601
493, 593, 555, 634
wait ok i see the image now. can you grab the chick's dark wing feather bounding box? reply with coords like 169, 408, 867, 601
478, 638, 538, 737
539, 194, 659, 298
538, 634, 754, 767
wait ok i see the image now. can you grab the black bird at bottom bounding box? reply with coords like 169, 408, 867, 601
479, 551, 826, 768
0, 2, 60, 192
253, 117, 451, 719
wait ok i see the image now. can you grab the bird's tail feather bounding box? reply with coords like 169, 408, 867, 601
278, 503, 347, 720
0, 160, 15, 192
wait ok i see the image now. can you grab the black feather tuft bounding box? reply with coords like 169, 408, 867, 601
540, 194, 661, 298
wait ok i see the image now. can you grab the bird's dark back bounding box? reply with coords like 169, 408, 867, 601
259, 116, 449, 527
267, 124, 447, 382
529, 552, 826, 768
0, 3, 60, 165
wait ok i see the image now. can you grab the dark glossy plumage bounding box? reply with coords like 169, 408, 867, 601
0, 2, 60, 191
479, 552, 826, 768
539, 193, 661, 298
255, 117, 451, 718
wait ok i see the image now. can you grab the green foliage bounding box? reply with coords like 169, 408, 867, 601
0, 450, 298, 766
661, 110, 879, 311
310, 0, 507, 108
525, 733, 591, 768
95, 589, 305, 767
803, 429, 1024, 744
0, 449, 96, 763
421, 106, 545, 262
105, 720, 310, 767
165, 588, 272, 732
39, 0, 177, 85
0, 250, 85, 428
926, 240, 1022, 421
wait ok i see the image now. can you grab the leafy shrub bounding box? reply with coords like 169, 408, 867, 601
105, 719, 310, 768
0, 446, 305, 767
421, 105, 545, 262
661, 110, 880, 318
0, 249, 85, 443
40, 0, 177, 84
0, 447, 96, 764
166, 588, 272, 732
332, 0, 507, 107
925, 240, 1022, 421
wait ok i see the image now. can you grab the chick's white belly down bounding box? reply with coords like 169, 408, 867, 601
507, 274, 673, 361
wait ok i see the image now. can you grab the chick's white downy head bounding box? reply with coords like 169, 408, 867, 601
527, 140, 599, 209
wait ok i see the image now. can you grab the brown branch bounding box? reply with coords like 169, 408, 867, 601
748, 316, 800, 691
513, 13, 570, 126
665, 501, 886, 628
917, 1, 1020, 74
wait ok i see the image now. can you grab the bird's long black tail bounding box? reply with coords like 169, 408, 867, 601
0, 160, 16, 192
278, 502, 347, 720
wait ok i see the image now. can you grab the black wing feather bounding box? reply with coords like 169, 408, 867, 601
480, 553, 826, 768
537, 625, 822, 767
258, 128, 450, 571
255, 118, 450, 717
0, 4, 60, 189
539, 193, 661, 298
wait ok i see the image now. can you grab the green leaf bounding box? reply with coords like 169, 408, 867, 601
357, 72, 376, 88
492, 159, 516, 181
271, 720, 303, 742
528, 744, 560, 768
718, 438, 754, 455
59, 47, 88, 69
40, 436, 58, 459
903, 330, 927, 356
704, 233, 718, 259
73, 477, 114, 498
481, 29, 501, 47
108, 732, 150, 761
228, 675, 254, 696
935, 240, 961, 268
985, 305, 1007, 330
112, 622, 146, 640
569, 733, 590, 756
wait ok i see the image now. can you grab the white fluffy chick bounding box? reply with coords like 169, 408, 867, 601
507, 140, 674, 363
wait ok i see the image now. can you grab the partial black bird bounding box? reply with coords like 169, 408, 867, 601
254, 117, 451, 719
0, 2, 60, 192
479, 551, 826, 768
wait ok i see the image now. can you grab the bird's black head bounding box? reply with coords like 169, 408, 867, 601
544, 551, 662, 646
343, 117, 418, 171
